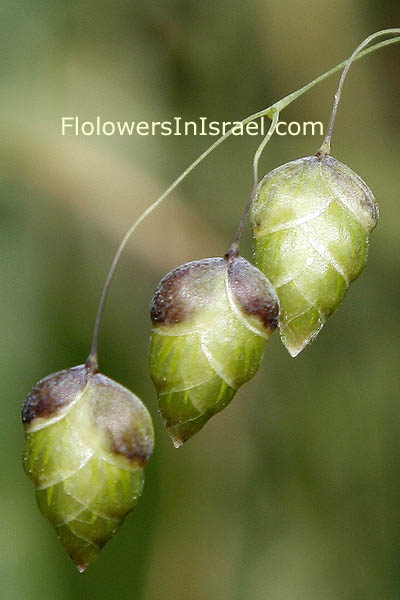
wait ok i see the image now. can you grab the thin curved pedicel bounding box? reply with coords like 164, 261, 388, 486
251, 153, 378, 357
22, 364, 154, 572
149, 255, 279, 446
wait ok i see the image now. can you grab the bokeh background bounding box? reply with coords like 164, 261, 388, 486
1, 2, 400, 599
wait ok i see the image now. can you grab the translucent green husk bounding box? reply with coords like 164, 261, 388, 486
149, 256, 279, 446
22, 365, 154, 572
251, 154, 378, 357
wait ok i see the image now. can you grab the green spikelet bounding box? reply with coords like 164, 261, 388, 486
149, 255, 279, 446
251, 153, 378, 357
22, 364, 154, 572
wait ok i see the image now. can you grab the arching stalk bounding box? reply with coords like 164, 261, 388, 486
320, 28, 400, 155
86, 32, 400, 370
226, 109, 280, 260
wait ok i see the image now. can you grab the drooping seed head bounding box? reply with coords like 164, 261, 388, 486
251, 153, 378, 357
22, 364, 154, 572
149, 255, 279, 446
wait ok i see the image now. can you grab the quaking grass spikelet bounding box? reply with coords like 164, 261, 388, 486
251, 153, 378, 356
22, 364, 154, 572
149, 255, 279, 446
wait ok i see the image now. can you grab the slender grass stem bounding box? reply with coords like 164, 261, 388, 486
86, 32, 400, 369
225, 110, 280, 259
320, 28, 400, 154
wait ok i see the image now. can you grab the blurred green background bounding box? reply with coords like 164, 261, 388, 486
1, 2, 400, 599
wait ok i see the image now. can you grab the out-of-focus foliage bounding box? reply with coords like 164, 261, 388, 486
1, 1, 400, 599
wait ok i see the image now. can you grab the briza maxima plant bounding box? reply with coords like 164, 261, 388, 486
22, 29, 400, 570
